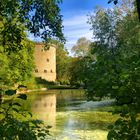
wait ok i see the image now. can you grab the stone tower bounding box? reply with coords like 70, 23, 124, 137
34, 43, 56, 81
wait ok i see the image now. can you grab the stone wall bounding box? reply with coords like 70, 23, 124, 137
34, 43, 56, 81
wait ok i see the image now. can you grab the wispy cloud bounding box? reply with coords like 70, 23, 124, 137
63, 14, 88, 26
62, 11, 93, 54
28, 10, 94, 56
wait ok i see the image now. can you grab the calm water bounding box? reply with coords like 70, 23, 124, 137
23, 89, 116, 140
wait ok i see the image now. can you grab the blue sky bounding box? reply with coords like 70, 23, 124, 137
59, 0, 113, 54
29, 0, 113, 55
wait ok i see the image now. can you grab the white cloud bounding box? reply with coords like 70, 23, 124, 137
27, 10, 94, 56
62, 12, 94, 54
63, 15, 88, 27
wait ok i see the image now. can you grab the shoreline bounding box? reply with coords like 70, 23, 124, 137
16, 88, 48, 94
16, 85, 84, 94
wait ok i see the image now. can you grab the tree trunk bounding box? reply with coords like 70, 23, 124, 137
0, 94, 2, 104
136, 0, 140, 21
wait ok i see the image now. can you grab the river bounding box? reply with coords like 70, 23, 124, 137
22, 89, 117, 140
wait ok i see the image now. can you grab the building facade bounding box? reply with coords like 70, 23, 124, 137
34, 43, 56, 81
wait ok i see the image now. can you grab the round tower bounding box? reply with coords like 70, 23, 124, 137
34, 43, 56, 81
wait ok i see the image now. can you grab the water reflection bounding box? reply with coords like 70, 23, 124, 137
31, 93, 56, 126
30, 89, 84, 126
26, 90, 117, 140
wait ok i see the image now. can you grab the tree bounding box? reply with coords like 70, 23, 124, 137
88, 7, 119, 48
71, 37, 91, 57
70, 37, 92, 86
87, 4, 140, 139
0, 0, 65, 87
108, 0, 140, 21
0, 22, 35, 89
56, 42, 71, 84
0, 0, 65, 139
69, 56, 91, 87
0, 0, 65, 44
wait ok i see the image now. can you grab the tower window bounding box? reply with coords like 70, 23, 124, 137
35, 69, 38, 73
44, 70, 47, 73
46, 58, 49, 62
50, 70, 53, 73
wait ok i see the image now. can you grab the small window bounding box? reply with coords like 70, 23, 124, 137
46, 58, 49, 62
50, 70, 53, 73
35, 69, 38, 73
44, 70, 47, 73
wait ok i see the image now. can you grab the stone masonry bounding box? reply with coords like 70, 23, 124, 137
34, 43, 56, 81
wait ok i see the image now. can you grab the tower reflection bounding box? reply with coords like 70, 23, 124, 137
32, 93, 56, 127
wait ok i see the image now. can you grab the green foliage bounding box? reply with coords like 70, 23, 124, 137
56, 42, 71, 84
0, 90, 50, 140
108, 116, 140, 140
87, 3, 140, 139
35, 77, 55, 85
66, 37, 92, 86
0, 9, 35, 88
108, 0, 140, 21
0, 0, 65, 43
54, 38, 92, 86
0, 0, 65, 139
0, 39, 35, 88
71, 37, 91, 57
69, 56, 90, 87
88, 7, 118, 48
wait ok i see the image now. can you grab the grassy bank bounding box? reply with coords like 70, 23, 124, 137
18, 77, 80, 92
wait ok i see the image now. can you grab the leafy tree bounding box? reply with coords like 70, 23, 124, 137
69, 56, 91, 87
108, 0, 140, 21
69, 37, 92, 86
87, 3, 140, 140
0, 0, 65, 88
0, 0, 65, 139
71, 37, 91, 57
56, 42, 71, 84
88, 7, 119, 48
55, 38, 91, 86
0, 17, 35, 89
0, 0, 65, 44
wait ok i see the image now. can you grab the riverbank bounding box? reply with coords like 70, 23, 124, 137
16, 88, 48, 94
17, 84, 80, 94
